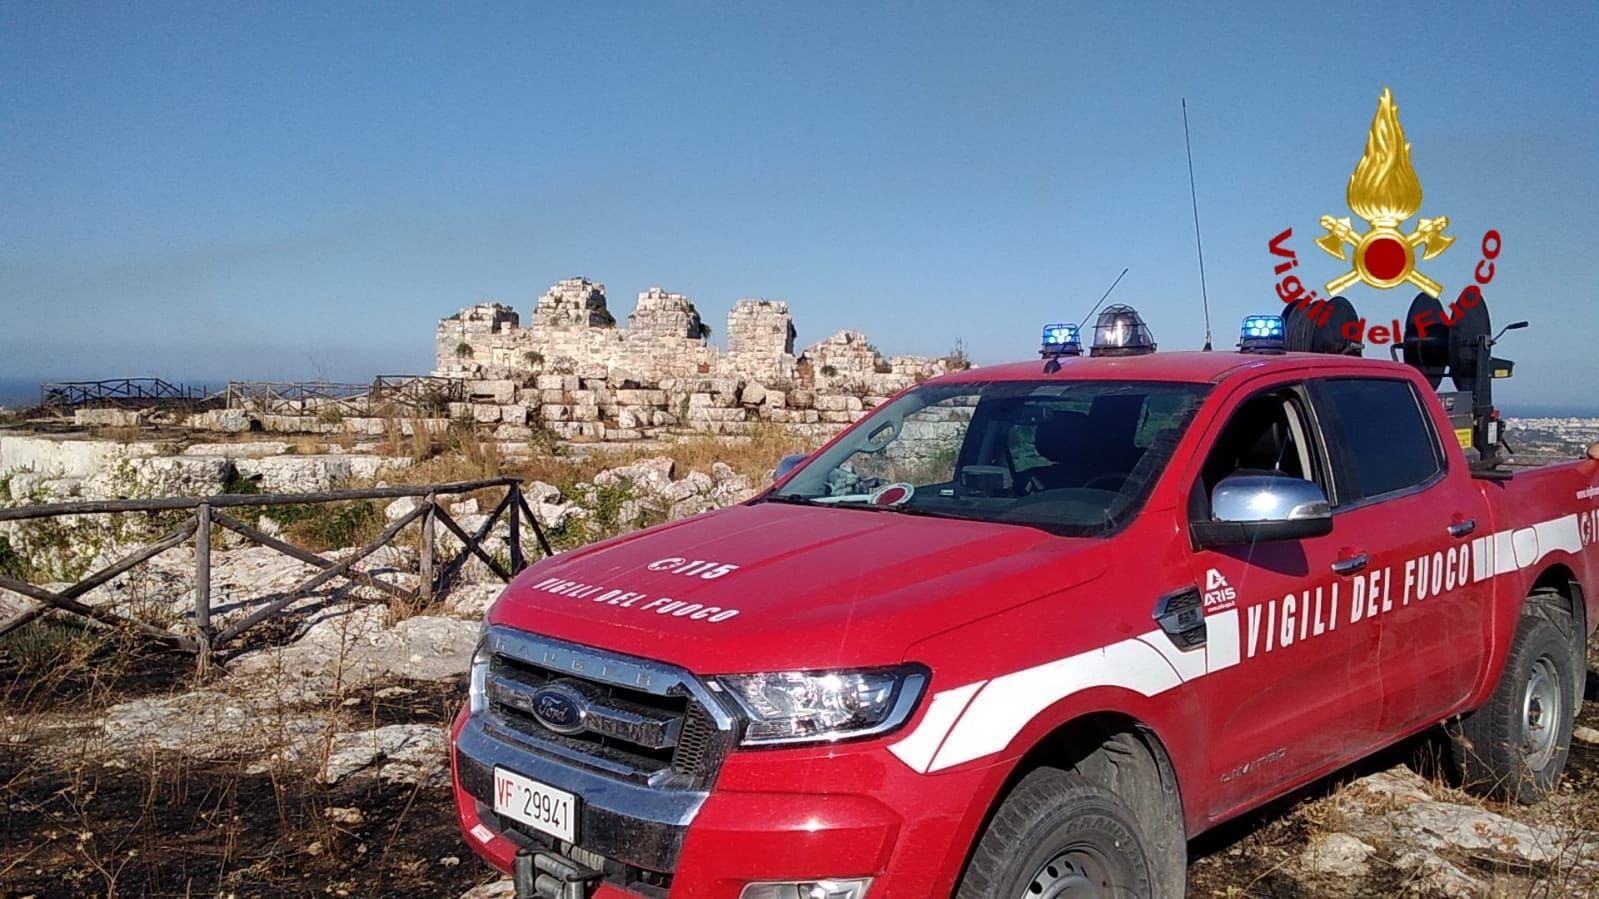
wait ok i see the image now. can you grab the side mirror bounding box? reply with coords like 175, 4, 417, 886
1191, 473, 1333, 548
773, 453, 808, 483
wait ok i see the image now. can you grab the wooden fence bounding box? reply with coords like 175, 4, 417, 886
224, 377, 464, 417
40, 378, 215, 410
0, 478, 550, 661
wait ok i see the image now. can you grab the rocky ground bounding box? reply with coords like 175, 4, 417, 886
4, 440, 1599, 898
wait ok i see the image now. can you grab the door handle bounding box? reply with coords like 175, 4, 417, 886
1448, 519, 1477, 538
1331, 553, 1369, 576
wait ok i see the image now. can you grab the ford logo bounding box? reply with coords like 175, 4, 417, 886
531, 683, 588, 736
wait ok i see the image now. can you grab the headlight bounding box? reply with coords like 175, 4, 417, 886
714, 666, 927, 746
468, 641, 490, 714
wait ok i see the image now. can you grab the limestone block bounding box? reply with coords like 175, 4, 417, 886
845, 396, 863, 412
75, 408, 144, 428
820, 411, 853, 423
569, 390, 596, 407
470, 380, 517, 404
448, 402, 471, 419
500, 405, 528, 425
540, 389, 565, 403
738, 382, 766, 406
541, 405, 569, 422
605, 429, 643, 441
570, 405, 600, 422
764, 390, 786, 409
615, 389, 666, 405
535, 374, 566, 390
471, 404, 501, 424
688, 393, 714, 408
494, 425, 534, 441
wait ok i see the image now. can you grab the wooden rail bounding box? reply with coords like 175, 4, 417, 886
224, 376, 463, 417
0, 478, 552, 660
40, 378, 215, 410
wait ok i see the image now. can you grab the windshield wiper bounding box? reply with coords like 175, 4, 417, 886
759, 493, 822, 506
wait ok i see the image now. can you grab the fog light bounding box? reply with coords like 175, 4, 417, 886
738, 879, 872, 899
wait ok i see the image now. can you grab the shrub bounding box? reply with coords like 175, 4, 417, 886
820, 364, 839, 377
455, 342, 475, 358
944, 337, 972, 371
275, 500, 381, 552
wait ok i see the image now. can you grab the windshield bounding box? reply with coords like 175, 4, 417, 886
770, 379, 1209, 537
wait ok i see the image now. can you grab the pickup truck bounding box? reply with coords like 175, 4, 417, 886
450, 310, 1599, 899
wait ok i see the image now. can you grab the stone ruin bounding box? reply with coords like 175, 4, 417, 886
431, 277, 960, 443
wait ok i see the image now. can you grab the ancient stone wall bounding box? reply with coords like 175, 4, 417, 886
420, 277, 966, 444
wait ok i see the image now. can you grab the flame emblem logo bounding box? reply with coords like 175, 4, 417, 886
1314, 88, 1455, 296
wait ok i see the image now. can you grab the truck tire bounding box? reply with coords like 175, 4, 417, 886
1523, 585, 1586, 713
1449, 615, 1576, 803
957, 768, 1159, 899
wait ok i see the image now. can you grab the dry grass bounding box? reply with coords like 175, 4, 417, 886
360, 420, 810, 515
510, 422, 811, 491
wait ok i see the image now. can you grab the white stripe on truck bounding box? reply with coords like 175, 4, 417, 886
893, 509, 1588, 776
890, 610, 1239, 775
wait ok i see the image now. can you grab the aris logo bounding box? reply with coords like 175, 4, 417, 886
1267, 88, 1503, 347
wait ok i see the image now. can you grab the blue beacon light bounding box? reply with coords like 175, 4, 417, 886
1040, 323, 1082, 373
1238, 314, 1286, 353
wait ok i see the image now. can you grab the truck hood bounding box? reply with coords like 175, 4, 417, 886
488, 500, 1108, 673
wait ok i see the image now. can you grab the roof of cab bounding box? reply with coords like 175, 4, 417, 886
937, 350, 1413, 385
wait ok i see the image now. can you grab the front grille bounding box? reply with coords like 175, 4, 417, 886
483, 635, 731, 791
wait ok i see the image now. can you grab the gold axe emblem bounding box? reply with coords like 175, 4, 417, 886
1314, 87, 1455, 297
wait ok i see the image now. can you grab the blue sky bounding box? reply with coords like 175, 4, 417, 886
2, 2, 1596, 408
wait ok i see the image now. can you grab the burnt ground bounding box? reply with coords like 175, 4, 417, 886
0, 664, 500, 899
4, 632, 1599, 898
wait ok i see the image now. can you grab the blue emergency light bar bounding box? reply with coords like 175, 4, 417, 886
1040, 323, 1082, 357
1238, 314, 1286, 353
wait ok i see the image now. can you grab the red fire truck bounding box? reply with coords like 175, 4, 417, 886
451, 302, 1599, 898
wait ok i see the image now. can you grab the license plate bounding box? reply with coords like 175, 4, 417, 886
493, 767, 578, 843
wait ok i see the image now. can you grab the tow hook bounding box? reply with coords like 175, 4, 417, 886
513, 849, 603, 899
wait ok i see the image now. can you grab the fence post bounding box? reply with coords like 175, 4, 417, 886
419, 492, 436, 603
508, 483, 524, 574
194, 503, 212, 670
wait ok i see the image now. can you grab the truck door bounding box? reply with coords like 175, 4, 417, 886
1179, 380, 1381, 815
1306, 377, 1494, 735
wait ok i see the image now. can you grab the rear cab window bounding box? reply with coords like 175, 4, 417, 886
1307, 377, 1444, 507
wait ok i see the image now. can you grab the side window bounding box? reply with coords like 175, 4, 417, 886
1198, 387, 1321, 497
1310, 378, 1442, 504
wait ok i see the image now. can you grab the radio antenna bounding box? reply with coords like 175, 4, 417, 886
1182, 98, 1214, 351
1080, 266, 1130, 327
